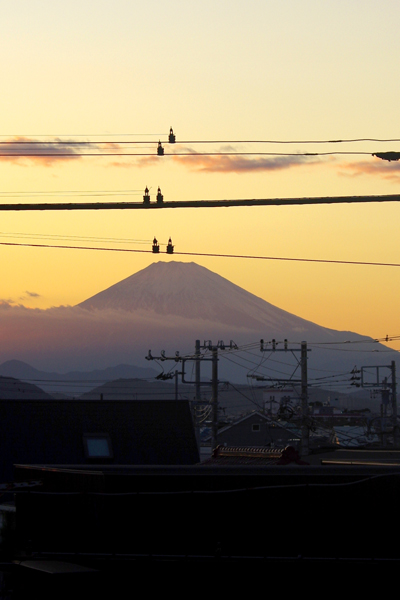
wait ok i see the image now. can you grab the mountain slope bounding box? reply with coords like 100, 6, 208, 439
78, 261, 331, 335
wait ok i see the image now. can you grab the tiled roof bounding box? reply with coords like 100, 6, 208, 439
202, 445, 308, 465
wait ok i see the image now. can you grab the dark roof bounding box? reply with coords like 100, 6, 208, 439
0, 398, 199, 483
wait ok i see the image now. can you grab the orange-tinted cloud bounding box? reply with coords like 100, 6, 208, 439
130, 144, 324, 173
337, 159, 400, 182
170, 153, 321, 173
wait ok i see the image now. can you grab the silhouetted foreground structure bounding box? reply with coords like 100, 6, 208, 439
12, 455, 400, 561
1, 399, 400, 595
0, 398, 199, 483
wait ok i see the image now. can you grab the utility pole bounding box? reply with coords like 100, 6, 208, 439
195, 339, 201, 401
301, 341, 309, 456
146, 339, 237, 452
194, 339, 202, 449
360, 362, 398, 447
257, 339, 311, 456
392, 361, 398, 445
211, 345, 219, 450
197, 341, 236, 450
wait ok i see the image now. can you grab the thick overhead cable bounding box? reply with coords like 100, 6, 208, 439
0, 193, 400, 210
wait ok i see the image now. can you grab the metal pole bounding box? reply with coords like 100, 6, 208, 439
301, 341, 309, 456
195, 340, 201, 401
211, 346, 219, 450
194, 340, 201, 451
392, 361, 398, 446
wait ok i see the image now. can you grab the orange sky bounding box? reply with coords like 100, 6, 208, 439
1, 0, 399, 353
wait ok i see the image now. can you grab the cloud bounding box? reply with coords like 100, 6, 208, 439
0, 300, 14, 307
337, 159, 400, 182
130, 144, 324, 173
129, 155, 161, 168
0, 304, 261, 372
0, 137, 119, 167
17, 291, 42, 302
170, 153, 321, 173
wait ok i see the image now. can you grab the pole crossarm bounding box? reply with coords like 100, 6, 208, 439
1, 193, 400, 211
248, 376, 302, 383
360, 364, 393, 387
145, 349, 221, 385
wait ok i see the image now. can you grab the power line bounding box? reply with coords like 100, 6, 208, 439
0, 133, 164, 138
2, 137, 400, 144
1, 193, 400, 211
0, 231, 151, 245
0, 240, 398, 268
0, 151, 378, 157
0, 190, 144, 199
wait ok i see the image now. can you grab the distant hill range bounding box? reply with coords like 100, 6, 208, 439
0, 375, 53, 400
0, 360, 158, 397
0, 261, 398, 387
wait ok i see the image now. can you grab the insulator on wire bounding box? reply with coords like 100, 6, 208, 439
157, 141, 164, 156
166, 237, 174, 254
143, 186, 150, 205
169, 127, 176, 143
156, 187, 164, 204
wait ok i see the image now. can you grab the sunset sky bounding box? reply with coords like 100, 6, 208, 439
1, 0, 400, 352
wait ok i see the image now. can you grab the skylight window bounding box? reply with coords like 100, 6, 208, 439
83, 434, 113, 459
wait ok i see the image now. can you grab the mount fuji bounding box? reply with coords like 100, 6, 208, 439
0, 261, 397, 382
78, 261, 326, 333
